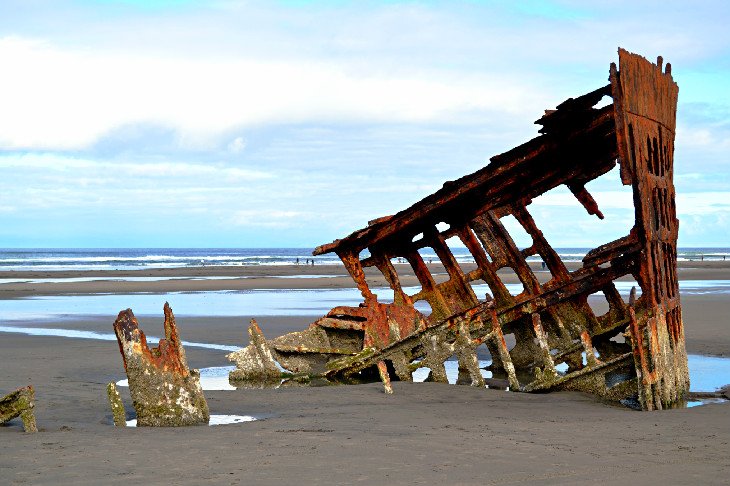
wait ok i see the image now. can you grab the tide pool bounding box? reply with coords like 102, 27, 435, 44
1, 280, 728, 322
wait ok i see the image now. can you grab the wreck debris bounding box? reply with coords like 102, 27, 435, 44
113, 303, 210, 426
376, 361, 394, 394
0, 385, 37, 433
229, 48, 688, 410
106, 382, 127, 427
227, 320, 283, 384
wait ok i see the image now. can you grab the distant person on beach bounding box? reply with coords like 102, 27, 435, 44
296, 258, 299, 265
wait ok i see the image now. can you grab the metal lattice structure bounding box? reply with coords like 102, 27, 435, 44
228, 49, 688, 410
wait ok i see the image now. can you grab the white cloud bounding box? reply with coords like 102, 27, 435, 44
227, 136, 247, 154
0, 152, 272, 180
229, 209, 305, 228
676, 192, 730, 215
531, 190, 634, 209
532, 188, 730, 216
676, 124, 730, 158
0, 35, 541, 151
0, 0, 728, 247
1, 2, 726, 154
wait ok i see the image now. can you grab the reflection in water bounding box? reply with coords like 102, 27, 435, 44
125, 414, 256, 427
117, 366, 239, 391
0, 274, 346, 285
3, 315, 727, 400
0, 325, 239, 352
2, 280, 730, 321
687, 355, 730, 392
686, 398, 728, 408
115, 365, 727, 413
114, 357, 729, 410
2, 281, 729, 409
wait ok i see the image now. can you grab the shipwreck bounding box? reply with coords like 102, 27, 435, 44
228, 48, 688, 410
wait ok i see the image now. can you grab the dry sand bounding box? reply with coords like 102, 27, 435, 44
1, 263, 729, 484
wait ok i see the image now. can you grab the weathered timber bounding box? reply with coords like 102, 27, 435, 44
227, 320, 282, 384
0, 386, 37, 432
107, 382, 127, 427
113, 303, 209, 426
228, 49, 688, 410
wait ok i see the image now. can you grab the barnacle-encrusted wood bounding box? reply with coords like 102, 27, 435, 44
0, 386, 37, 432
107, 382, 127, 427
113, 303, 210, 426
229, 49, 688, 410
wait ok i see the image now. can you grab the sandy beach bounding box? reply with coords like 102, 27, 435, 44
3, 260, 730, 297
1, 262, 729, 484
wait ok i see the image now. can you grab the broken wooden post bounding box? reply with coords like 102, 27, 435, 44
0, 386, 37, 433
227, 319, 282, 384
113, 303, 209, 426
106, 382, 127, 427
376, 360, 394, 394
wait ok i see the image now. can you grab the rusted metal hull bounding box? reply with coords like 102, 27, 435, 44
229, 49, 688, 410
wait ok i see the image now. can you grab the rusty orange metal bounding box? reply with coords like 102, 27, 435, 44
228, 49, 689, 410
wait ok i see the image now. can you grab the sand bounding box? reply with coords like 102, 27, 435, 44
1, 260, 729, 298
1, 263, 729, 484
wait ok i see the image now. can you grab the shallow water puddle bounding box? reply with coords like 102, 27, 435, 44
116, 356, 729, 404
0, 325, 239, 352
3, 319, 727, 396
125, 414, 257, 427
412, 360, 494, 384
0, 274, 347, 285
3, 321, 728, 406
685, 398, 728, 408
115, 362, 500, 391
687, 354, 730, 392
1, 280, 729, 321
0, 288, 372, 318
116, 366, 239, 391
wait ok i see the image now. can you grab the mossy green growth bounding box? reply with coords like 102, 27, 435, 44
0, 386, 37, 433
126, 363, 209, 427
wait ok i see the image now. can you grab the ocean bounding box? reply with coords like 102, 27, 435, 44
0, 247, 729, 272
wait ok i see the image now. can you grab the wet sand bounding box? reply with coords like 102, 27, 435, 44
2, 260, 730, 298
1, 263, 730, 484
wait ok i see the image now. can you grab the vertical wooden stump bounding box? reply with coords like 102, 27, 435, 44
107, 382, 127, 427
376, 360, 393, 394
113, 303, 209, 426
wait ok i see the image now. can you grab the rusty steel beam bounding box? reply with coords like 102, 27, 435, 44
228, 49, 688, 410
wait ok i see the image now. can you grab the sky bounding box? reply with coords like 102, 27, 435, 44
0, 0, 729, 248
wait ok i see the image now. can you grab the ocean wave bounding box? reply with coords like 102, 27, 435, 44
1, 248, 727, 271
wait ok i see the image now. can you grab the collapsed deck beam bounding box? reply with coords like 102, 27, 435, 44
314, 104, 617, 257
